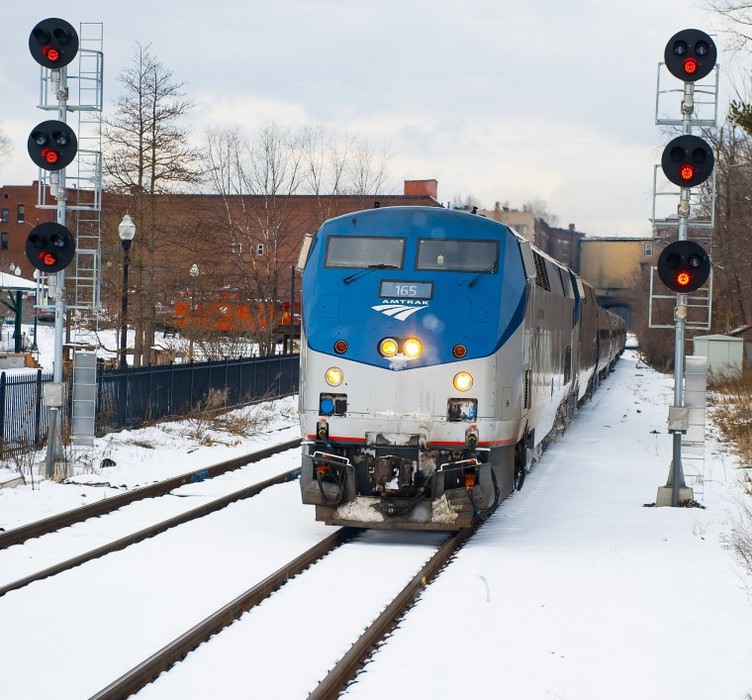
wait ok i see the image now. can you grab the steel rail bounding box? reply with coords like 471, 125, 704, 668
89, 527, 359, 700
0, 466, 300, 598
0, 438, 301, 549
308, 527, 474, 699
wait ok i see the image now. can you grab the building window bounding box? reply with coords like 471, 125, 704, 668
17, 204, 24, 224
1, 232, 8, 250
256, 243, 265, 256
644, 242, 653, 257
515, 224, 527, 236
1, 208, 8, 223
231, 242, 243, 254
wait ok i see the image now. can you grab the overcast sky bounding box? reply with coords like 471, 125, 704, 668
0, 1, 739, 237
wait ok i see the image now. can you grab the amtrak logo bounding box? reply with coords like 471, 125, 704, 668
371, 300, 428, 321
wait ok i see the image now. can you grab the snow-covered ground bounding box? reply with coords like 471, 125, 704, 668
0, 337, 751, 698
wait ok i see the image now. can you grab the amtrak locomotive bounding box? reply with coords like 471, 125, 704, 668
298, 206, 624, 530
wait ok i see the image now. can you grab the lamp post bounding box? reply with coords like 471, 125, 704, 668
189, 263, 199, 362
118, 214, 136, 369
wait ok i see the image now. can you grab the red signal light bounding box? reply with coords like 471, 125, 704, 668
41, 148, 59, 165
43, 46, 60, 62
676, 271, 691, 287
679, 164, 695, 181
683, 56, 698, 75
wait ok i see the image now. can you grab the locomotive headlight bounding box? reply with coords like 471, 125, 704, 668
379, 338, 399, 357
325, 367, 344, 386
453, 371, 473, 392
403, 337, 423, 359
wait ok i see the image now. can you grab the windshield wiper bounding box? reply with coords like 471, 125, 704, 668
467, 261, 498, 288
343, 263, 399, 285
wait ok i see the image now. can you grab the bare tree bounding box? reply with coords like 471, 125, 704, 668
710, 117, 752, 329
0, 125, 12, 170
203, 122, 304, 354
450, 194, 484, 211
300, 125, 350, 223
203, 123, 393, 354
523, 199, 559, 226
347, 137, 392, 196
708, 0, 752, 50
103, 43, 202, 365
299, 126, 393, 220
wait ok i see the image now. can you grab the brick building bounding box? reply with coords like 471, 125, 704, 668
1, 179, 442, 331
0, 183, 57, 277
478, 202, 584, 272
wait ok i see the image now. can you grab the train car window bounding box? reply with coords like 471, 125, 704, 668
576, 278, 588, 302
324, 236, 405, 269
518, 240, 537, 281
416, 239, 498, 272
532, 252, 550, 291
557, 267, 570, 297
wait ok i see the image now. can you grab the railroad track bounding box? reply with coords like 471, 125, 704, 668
0, 464, 301, 598
0, 437, 301, 549
90, 527, 360, 700
1, 435, 484, 698
89, 526, 475, 699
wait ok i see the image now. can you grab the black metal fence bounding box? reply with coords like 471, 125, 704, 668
0, 354, 299, 461
0, 370, 52, 461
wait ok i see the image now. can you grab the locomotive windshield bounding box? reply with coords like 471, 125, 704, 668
324, 236, 405, 269
416, 239, 499, 272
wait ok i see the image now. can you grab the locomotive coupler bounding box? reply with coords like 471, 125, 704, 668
368, 454, 415, 493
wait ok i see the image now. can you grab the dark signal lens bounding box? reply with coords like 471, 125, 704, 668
672, 39, 688, 56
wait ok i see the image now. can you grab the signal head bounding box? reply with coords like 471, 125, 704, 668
661, 134, 714, 189
28, 120, 78, 172
664, 28, 716, 82
25, 222, 76, 273
657, 240, 710, 293
29, 18, 79, 69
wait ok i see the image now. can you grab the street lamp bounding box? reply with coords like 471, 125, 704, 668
189, 263, 199, 362
118, 214, 136, 369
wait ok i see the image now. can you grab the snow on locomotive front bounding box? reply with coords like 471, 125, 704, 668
298, 206, 529, 530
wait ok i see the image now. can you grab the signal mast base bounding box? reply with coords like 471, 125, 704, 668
655, 485, 694, 507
